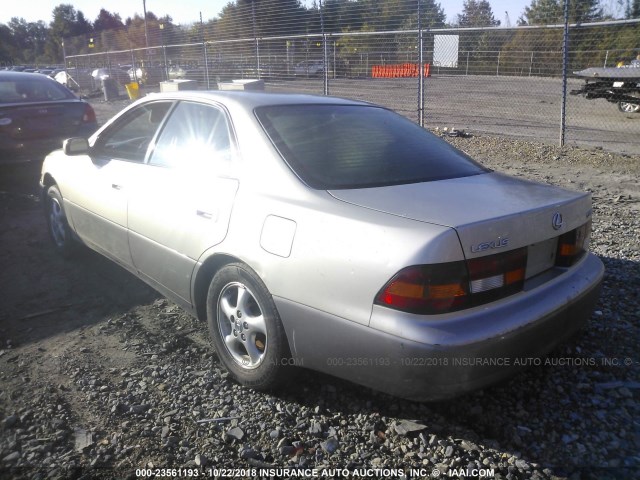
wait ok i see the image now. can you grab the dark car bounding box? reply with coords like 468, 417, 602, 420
0, 71, 98, 163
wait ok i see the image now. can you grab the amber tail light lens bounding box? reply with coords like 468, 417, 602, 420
556, 220, 591, 267
375, 248, 528, 315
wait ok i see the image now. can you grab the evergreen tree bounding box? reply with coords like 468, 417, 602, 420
518, 0, 603, 25
358, 0, 445, 31
93, 9, 124, 32
457, 0, 500, 27
626, 0, 640, 18
45, 4, 92, 60
0, 24, 14, 64
214, 0, 307, 39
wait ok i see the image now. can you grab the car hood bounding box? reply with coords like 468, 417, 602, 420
328, 172, 592, 258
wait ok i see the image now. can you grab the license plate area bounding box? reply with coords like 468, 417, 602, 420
526, 237, 558, 279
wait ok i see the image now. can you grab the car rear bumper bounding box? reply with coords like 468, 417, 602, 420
0, 124, 97, 164
275, 253, 604, 401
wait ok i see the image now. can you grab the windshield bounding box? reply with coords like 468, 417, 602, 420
255, 104, 487, 189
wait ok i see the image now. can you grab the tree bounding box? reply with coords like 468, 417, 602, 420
93, 9, 124, 32
518, 0, 603, 25
213, 0, 307, 39
357, 0, 445, 31
457, 0, 500, 27
624, 0, 640, 18
321, 0, 365, 33
4, 18, 49, 64
46, 4, 92, 60
0, 23, 14, 64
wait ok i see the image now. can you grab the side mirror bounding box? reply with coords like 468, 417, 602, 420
63, 137, 90, 155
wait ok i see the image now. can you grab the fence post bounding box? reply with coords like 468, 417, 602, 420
466, 51, 469, 75
162, 45, 168, 81
559, 0, 569, 148
319, 0, 329, 95
529, 51, 534, 76
496, 51, 500, 76
256, 37, 261, 79
200, 12, 210, 89
333, 39, 337, 79
603, 50, 608, 68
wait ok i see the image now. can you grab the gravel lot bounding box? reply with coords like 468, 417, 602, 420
0, 95, 638, 480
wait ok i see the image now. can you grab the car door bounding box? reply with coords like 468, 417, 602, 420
64, 101, 173, 267
127, 100, 239, 304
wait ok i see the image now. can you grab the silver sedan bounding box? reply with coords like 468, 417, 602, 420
40, 92, 604, 400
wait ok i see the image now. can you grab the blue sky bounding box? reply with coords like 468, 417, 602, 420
3, 0, 534, 27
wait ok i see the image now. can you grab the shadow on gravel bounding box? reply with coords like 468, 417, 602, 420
0, 161, 44, 195
0, 191, 160, 347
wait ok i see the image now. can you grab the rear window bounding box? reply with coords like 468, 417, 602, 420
255, 104, 487, 189
0, 77, 76, 104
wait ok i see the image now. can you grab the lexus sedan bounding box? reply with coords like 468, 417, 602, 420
40, 92, 604, 400
0, 71, 97, 163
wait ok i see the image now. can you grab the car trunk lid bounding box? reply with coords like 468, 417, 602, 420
328, 172, 592, 261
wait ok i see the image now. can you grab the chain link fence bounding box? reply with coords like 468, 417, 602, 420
62, 5, 640, 154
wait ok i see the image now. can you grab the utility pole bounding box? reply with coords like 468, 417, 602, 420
143, 0, 149, 49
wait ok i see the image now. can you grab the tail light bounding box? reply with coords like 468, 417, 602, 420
375, 262, 470, 314
82, 103, 97, 123
375, 247, 527, 315
377, 220, 592, 315
467, 248, 527, 304
556, 220, 591, 267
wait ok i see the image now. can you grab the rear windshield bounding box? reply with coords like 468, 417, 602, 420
0, 77, 76, 104
255, 104, 487, 189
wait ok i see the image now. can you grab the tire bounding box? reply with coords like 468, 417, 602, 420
45, 185, 78, 258
618, 101, 640, 113
206, 263, 293, 390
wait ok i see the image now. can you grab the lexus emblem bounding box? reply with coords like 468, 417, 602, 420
552, 212, 564, 230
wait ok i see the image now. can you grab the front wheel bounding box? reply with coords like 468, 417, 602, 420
45, 184, 78, 258
206, 263, 293, 390
618, 101, 640, 113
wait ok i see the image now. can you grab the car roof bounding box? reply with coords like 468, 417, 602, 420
0, 70, 58, 81
143, 90, 371, 111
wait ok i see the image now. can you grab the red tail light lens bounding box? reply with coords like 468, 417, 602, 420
375, 248, 528, 315
82, 103, 97, 123
375, 262, 470, 314
556, 220, 591, 267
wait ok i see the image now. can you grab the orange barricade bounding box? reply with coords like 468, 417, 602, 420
372, 63, 431, 78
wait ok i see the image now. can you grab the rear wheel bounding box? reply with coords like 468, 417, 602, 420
206, 263, 292, 390
45, 184, 78, 258
618, 101, 640, 113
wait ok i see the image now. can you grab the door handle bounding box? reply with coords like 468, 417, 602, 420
112, 184, 123, 190
196, 210, 213, 219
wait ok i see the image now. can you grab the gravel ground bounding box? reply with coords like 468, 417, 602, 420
0, 96, 638, 480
